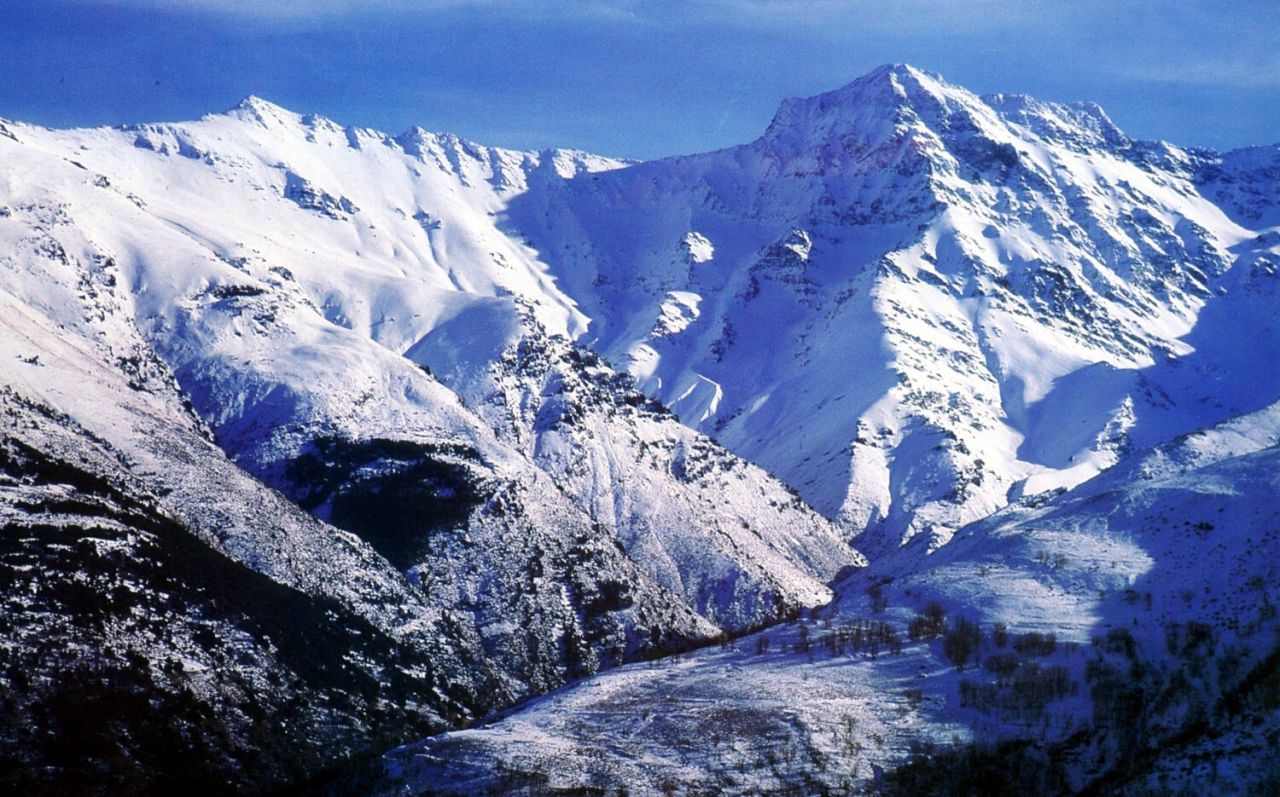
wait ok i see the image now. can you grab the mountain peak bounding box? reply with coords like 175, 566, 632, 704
856, 62, 946, 88
231, 94, 275, 112
756, 64, 976, 164
768, 63, 958, 123
225, 95, 296, 126
756, 65, 1140, 166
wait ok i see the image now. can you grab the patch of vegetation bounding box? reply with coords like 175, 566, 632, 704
876, 738, 1071, 797
960, 662, 1077, 723
883, 613, 1280, 797
823, 619, 903, 658
284, 435, 488, 568
942, 616, 983, 670
907, 601, 947, 642
1012, 631, 1058, 657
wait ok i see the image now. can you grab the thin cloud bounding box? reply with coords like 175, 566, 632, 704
59, 0, 1055, 29
1114, 58, 1280, 90
66, 0, 636, 20
690, 0, 1061, 34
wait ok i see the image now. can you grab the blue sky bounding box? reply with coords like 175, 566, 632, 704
2, 0, 1277, 159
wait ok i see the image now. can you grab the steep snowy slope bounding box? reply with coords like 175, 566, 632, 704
0, 99, 859, 632
1193, 142, 1280, 229
410, 308, 862, 628
0, 124, 721, 787
505, 64, 1277, 554
377, 418, 1280, 794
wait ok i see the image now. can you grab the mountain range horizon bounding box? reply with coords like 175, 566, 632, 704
122, 63, 1277, 163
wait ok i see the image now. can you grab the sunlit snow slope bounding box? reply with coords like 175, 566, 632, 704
506, 64, 1280, 554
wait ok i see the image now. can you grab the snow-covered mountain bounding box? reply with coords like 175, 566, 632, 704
410, 313, 858, 628
0, 198, 721, 791
370, 66, 1280, 794
0, 96, 860, 629
2, 63, 1278, 791
504, 64, 1278, 555
0, 75, 859, 788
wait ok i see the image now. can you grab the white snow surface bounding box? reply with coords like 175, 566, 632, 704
6, 65, 1276, 565
368, 64, 1280, 793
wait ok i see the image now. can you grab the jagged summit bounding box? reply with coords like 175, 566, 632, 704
225, 93, 294, 121
757, 63, 1137, 164
758, 63, 960, 154
788, 62, 950, 108
210, 69, 1144, 181
232, 93, 272, 110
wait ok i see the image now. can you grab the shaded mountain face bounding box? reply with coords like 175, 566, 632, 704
0, 396, 461, 794
1, 63, 1278, 792
0, 249, 722, 790
408, 309, 862, 629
